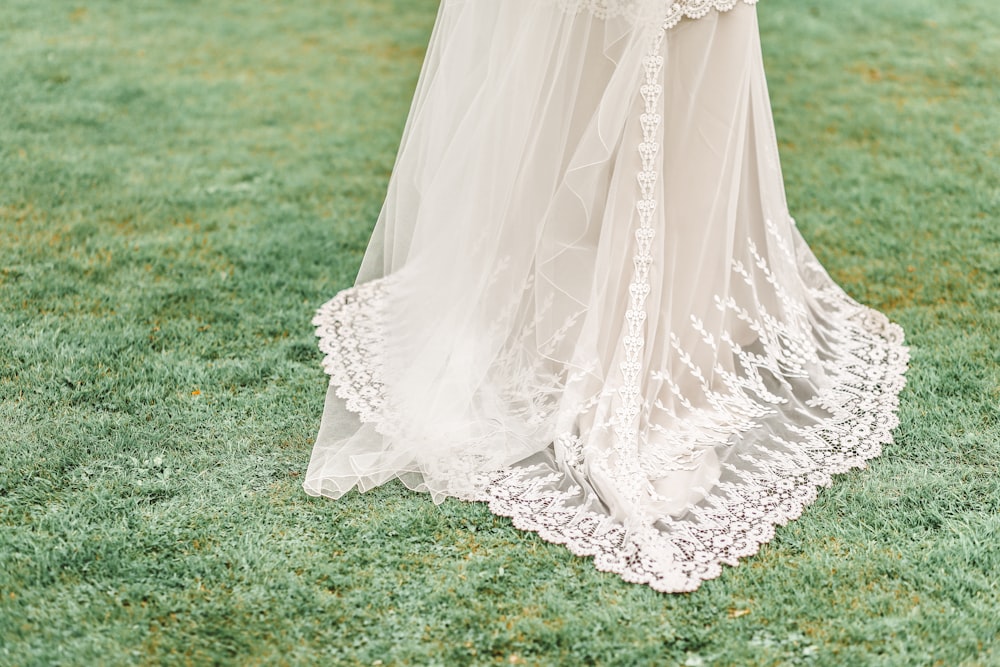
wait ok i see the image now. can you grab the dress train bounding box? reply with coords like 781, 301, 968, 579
305, 0, 908, 592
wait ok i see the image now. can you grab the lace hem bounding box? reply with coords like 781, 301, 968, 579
480, 308, 908, 593
313, 277, 909, 592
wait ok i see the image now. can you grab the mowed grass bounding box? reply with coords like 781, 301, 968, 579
1, 0, 998, 665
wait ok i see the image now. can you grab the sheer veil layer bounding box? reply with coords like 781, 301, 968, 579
306, 0, 909, 592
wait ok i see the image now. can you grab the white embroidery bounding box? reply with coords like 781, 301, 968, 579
313, 279, 389, 423
661, 0, 761, 30
610, 30, 666, 508
548, 0, 761, 30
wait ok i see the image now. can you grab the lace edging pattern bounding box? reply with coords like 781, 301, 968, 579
480, 306, 909, 593
549, 0, 761, 30
313, 279, 909, 593
312, 279, 389, 424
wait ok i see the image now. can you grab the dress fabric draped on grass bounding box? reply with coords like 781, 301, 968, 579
305, 0, 909, 592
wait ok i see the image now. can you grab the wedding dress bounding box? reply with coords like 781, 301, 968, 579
305, 0, 909, 592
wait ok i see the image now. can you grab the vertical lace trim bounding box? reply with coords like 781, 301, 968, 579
612, 32, 666, 506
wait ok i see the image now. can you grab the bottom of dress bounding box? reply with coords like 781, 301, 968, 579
304, 2, 909, 593
310, 273, 907, 593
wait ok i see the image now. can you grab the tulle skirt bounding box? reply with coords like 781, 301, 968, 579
305, 0, 908, 592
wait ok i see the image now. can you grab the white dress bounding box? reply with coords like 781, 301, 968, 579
305, 0, 909, 592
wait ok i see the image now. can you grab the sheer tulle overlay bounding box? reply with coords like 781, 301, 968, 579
305, 0, 909, 592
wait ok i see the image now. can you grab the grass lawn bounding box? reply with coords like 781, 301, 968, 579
1, 0, 998, 665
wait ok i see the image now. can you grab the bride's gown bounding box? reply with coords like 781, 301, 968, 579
305, 0, 909, 592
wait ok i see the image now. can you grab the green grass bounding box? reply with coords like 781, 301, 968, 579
1, 0, 998, 665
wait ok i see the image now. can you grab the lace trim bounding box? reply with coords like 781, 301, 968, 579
313, 269, 909, 592
612, 31, 666, 507
660, 0, 761, 30
312, 279, 389, 423
481, 301, 908, 593
549, 0, 761, 29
